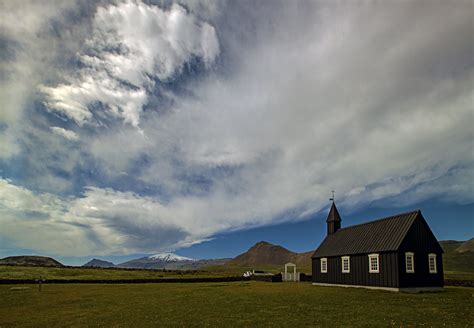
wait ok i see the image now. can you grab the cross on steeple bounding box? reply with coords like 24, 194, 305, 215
329, 190, 335, 202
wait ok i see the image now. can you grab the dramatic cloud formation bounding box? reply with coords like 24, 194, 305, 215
41, 1, 219, 127
0, 179, 203, 255
0, 0, 80, 159
0, 0, 472, 256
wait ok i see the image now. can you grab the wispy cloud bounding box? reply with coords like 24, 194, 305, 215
50, 127, 79, 141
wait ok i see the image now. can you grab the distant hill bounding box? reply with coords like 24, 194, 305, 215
178, 258, 232, 270
118, 253, 230, 270
454, 238, 474, 253
83, 259, 116, 268
228, 241, 313, 268
440, 240, 463, 252
440, 240, 474, 273
0, 256, 63, 267
295, 251, 314, 267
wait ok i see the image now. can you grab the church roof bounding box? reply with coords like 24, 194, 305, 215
312, 210, 421, 258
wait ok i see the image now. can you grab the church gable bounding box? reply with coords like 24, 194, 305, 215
398, 213, 444, 254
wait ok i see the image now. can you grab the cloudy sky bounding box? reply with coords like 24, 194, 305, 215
0, 0, 472, 264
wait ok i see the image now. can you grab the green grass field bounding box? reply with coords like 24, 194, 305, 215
0, 265, 232, 281
444, 271, 474, 281
0, 282, 472, 327
1, 264, 471, 283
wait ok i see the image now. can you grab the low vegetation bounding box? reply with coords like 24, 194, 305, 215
444, 271, 474, 282
2, 264, 469, 284
0, 282, 472, 327
0, 265, 232, 281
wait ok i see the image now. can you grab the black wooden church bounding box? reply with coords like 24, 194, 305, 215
312, 202, 444, 292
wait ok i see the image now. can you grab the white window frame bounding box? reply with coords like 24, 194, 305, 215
428, 253, 437, 274
341, 256, 350, 273
368, 253, 379, 273
320, 258, 327, 273
405, 252, 415, 273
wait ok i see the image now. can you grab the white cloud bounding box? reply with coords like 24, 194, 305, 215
0, 0, 81, 160
41, 1, 220, 127
0, 179, 208, 256
41, 73, 148, 127
178, 0, 225, 20
50, 127, 79, 141
0, 131, 20, 159
0, 179, 84, 255
0, 0, 78, 39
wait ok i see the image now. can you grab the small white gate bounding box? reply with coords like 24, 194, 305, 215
283, 263, 299, 282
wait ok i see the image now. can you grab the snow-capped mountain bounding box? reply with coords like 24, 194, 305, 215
148, 253, 196, 262
118, 253, 230, 270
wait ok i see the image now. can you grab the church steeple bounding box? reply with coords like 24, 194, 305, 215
326, 201, 341, 235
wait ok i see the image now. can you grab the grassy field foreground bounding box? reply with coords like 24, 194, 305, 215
0, 282, 472, 327
0, 265, 233, 281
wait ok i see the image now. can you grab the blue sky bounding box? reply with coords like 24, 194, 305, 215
0, 0, 472, 266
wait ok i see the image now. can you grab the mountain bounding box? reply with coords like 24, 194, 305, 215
228, 241, 313, 268
440, 239, 474, 273
295, 251, 314, 267
454, 238, 474, 253
0, 256, 63, 267
148, 253, 195, 262
118, 253, 195, 269
82, 259, 116, 268
118, 253, 230, 270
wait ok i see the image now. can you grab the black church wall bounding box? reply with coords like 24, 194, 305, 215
312, 252, 399, 288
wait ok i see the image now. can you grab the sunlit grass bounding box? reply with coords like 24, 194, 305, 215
0, 282, 472, 327
0, 265, 232, 281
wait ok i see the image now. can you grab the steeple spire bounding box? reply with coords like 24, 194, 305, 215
326, 200, 341, 235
